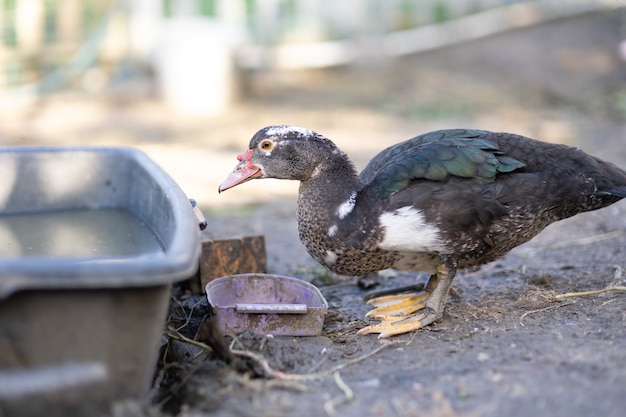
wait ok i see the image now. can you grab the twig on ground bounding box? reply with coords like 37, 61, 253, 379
519, 268, 625, 325
555, 286, 626, 300
229, 333, 246, 351
169, 296, 202, 332
231, 372, 310, 393
323, 372, 354, 416
231, 340, 399, 381
166, 328, 399, 381
165, 327, 214, 354
519, 303, 572, 326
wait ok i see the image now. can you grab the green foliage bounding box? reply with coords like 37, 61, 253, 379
199, 0, 217, 17
433, 1, 451, 23
2, 0, 17, 47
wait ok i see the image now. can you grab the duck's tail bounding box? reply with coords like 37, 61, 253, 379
598, 186, 626, 199
594, 159, 626, 208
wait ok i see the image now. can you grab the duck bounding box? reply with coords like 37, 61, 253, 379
219, 126, 626, 338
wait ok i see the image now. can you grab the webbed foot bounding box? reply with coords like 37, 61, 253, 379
357, 257, 458, 338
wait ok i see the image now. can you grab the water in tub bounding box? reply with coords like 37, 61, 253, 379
0, 209, 164, 259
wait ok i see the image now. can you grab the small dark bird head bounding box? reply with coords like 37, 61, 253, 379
218, 125, 342, 192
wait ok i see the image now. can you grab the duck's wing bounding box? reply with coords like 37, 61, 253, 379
360, 129, 525, 200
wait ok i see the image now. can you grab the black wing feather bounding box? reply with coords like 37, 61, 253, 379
360, 129, 526, 199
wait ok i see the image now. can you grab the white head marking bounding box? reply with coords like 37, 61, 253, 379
265, 125, 314, 137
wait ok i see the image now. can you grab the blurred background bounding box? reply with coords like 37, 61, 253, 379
0, 0, 625, 210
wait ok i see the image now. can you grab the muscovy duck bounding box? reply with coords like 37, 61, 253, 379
219, 126, 626, 338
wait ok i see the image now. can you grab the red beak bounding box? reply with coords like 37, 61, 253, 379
218, 150, 262, 193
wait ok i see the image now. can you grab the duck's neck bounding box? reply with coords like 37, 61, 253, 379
299, 155, 361, 217
296, 154, 362, 251
295, 154, 398, 275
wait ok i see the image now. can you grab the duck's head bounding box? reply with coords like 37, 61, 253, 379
218, 125, 340, 192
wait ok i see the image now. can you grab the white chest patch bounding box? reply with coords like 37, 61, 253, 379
336, 192, 357, 219
378, 206, 446, 253
324, 250, 338, 266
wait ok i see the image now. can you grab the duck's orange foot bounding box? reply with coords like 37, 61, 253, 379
357, 276, 436, 338
356, 307, 440, 338
364, 292, 429, 317
357, 258, 458, 338
357, 291, 440, 338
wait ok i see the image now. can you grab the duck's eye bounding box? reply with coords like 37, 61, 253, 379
259, 139, 274, 151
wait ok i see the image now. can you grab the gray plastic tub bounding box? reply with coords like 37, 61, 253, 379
0, 147, 201, 415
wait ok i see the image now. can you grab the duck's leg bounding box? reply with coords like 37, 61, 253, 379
357, 256, 458, 338
363, 275, 437, 316
363, 282, 426, 301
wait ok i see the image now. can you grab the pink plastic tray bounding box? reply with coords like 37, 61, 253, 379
205, 274, 328, 336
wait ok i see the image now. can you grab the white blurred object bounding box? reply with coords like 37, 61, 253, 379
154, 17, 246, 117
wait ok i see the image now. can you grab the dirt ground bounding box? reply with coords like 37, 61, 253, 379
2, 10, 625, 417
151, 11, 626, 417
